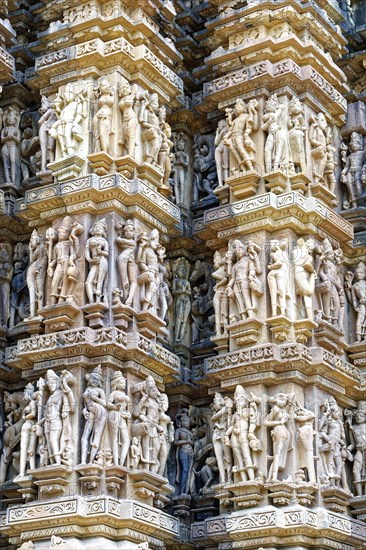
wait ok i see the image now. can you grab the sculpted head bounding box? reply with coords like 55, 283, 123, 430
355, 262, 366, 281
45, 370, 61, 393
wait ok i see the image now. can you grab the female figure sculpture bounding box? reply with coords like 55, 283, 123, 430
292, 238, 316, 320
116, 220, 137, 307
157, 393, 174, 477
139, 92, 162, 166
288, 96, 307, 174
81, 366, 107, 464
172, 258, 191, 342
346, 402, 366, 496
267, 240, 290, 317
214, 119, 229, 186
174, 409, 194, 495
92, 79, 114, 156
224, 98, 258, 173
211, 392, 233, 484
118, 77, 138, 158
38, 96, 57, 172
261, 94, 288, 172
212, 251, 229, 336
319, 397, 349, 489
136, 229, 160, 313
1, 107, 21, 185
309, 112, 329, 185
18, 383, 37, 477
156, 245, 171, 322
173, 132, 189, 204
85, 219, 109, 304
345, 262, 366, 343
107, 370, 130, 467
293, 401, 316, 483
264, 392, 293, 482
0, 391, 24, 483
26, 230, 47, 319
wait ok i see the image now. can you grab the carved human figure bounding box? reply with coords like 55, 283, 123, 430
156, 244, 172, 322
293, 401, 316, 483
174, 409, 194, 495
131, 376, 163, 472
212, 251, 229, 336
192, 133, 216, 202
158, 106, 173, 187
211, 392, 233, 484
20, 125, 39, 181
315, 239, 345, 328
85, 218, 109, 304
0, 391, 24, 483
292, 238, 316, 320
18, 383, 37, 477
226, 240, 263, 321
340, 132, 365, 208
38, 96, 57, 172
81, 365, 107, 464
139, 92, 162, 166
1, 107, 21, 185
191, 283, 212, 343
107, 370, 130, 467
38, 370, 76, 466
345, 262, 366, 343
288, 96, 307, 174
195, 457, 216, 494
214, 119, 229, 186
224, 98, 258, 173
136, 229, 160, 313
47, 216, 84, 305
10, 242, 29, 328
309, 112, 332, 186
92, 79, 114, 156
346, 402, 366, 496
264, 392, 293, 482
116, 220, 137, 307
26, 230, 47, 319
17, 542, 34, 550
50, 82, 88, 157
261, 94, 288, 172
172, 257, 191, 342
226, 386, 260, 482
0, 245, 13, 327
267, 240, 291, 317
118, 77, 138, 158
130, 436, 142, 470
173, 132, 189, 204
318, 397, 349, 490
157, 393, 174, 477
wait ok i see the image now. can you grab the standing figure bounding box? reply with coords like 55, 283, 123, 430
224, 98, 258, 173
226, 240, 262, 321
38, 370, 76, 466
38, 96, 57, 172
116, 220, 137, 307
174, 409, 194, 495
20, 125, 40, 181
292, 238, 316, 320
172, 257, 191, 342
0, 244, 13, 327
50, 82, 88, 158
173, 132, 189, 204
9, 242, 29, 327
0, 391, 24, 483
107, 370, 130, 467
81, 366, 107, 464
136, 229, 160, 313
1, 107, 21, 185
214, 119, 229, 186
315, 239, 344, 328
92, 79, 114, 156
346, 402, 366, 496
308, 112, 331, 186
293, 401, 316, 483
156, 245, 172, 322
47, 216, 84, 305
212, 251, 229, 336
340, 132, 365, 209
288, 96, 307, 174
261, 94, 288, 172
18, 383, 37, 477
192, 134, 217, 202
264, 392, 294, 482
85, 219, 109, 304
26, 230, 47, 319
157, 393, 174, 477
158, 106, 174, 188
267, 240, 290, 317
345, 262, 366, 343
118, 77, 138, 158
211, 392, 233, 484
138, 92, 163, 166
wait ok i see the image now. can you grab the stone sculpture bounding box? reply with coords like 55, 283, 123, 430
26, 230, 47, 319
191, 282, 213, 343
309, 112, 335, 188
118, 77, 138, 158
107, 370, 130, 468
92, 79, 114, 156
139, 92, 162, 166
136, 229, 160, 314
116, 220, 137, 308
318, 397, 349, 490
194, 457, 216, 494
340, 132, 365, 208
81, 365, 107, 464
345, 401, 366, 496
38, 96, 57, 173
173, 132, 189, 204
157, 393, 174, 476
156, 245, 172, 322
288, 96, 307, 174
224, 98, 258, 173
174, 408, 194, 495
264, 392, 294, 483
0, 391, 24, 483
315, 238, 345, 328
292, 238, 316, 320
0, 244, 13, 328
47, 216, 84, 306
50, 82, 88, 158
211, 392, 233, 484
226, 240, 263, 321
18, 383, 37, 477
158, 106, 173, 187
172, 257, 191, 342
214, 119, 229, 186
17, 542, 34, 550
1, 107, 21, 186
261, 94, 288, 172
267, 239, 291, 317
293, 401, 316, 483
212, 251, 229, 337
192, 133, 216, 202
345, 262, 366, 343
85, 218, 109, 305
10, 242, 29, 327
20, 122, 40, 182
